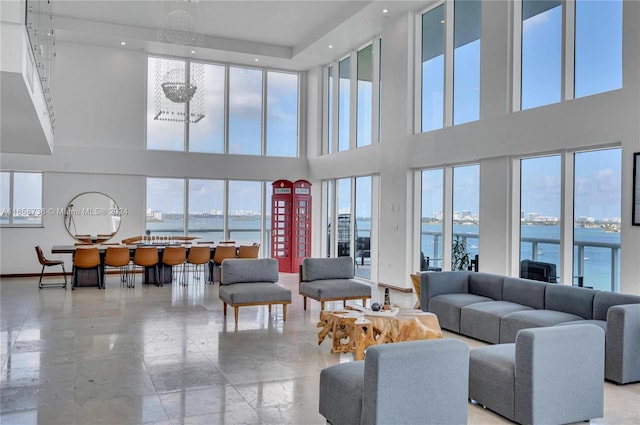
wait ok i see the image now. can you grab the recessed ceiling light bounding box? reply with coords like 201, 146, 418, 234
382, 9, 389, 14
254, 58, 260, 62
441, 20, 445, 24
120, 41, 126, 46
191, 50, 196, 54
328, 44, 334, 49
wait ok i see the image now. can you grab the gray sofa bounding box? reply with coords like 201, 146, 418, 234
469, 324, 605, 425
219, 258, 291, 325
299, 257, 371, 310
420, 271, 640, 384
319, 339, 469, 425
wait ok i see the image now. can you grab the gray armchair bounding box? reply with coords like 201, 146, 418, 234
319, 339, 469, 425
469, 324, 604, 425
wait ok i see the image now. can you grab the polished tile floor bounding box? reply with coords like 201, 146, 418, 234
1, 272, 639, 425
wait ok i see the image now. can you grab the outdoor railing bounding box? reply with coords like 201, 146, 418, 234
422, 231, 621, 292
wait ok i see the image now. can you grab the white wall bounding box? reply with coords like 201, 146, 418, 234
2, 1, 639, 295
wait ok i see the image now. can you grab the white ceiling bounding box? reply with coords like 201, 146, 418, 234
51, 0, 428, 70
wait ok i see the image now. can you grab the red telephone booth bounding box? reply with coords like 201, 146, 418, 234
271, 179, 312, 273
292, 180, 312, 272
271, 180, 293, 272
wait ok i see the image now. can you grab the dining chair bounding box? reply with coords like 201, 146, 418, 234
237, 243, 260, 259
132, 246, 159, 287
161, 246, 187, 286
103, 246, 131, 288
210, 245, 237, 285
72, 247, 102, 290
185, 245, 211, 284
34, 246, 67, 289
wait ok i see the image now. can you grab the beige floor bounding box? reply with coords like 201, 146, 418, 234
1, 272, 638, 425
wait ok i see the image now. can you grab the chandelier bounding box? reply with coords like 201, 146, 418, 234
154, 0, 205, 123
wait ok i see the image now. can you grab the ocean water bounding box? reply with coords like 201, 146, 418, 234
147, 218, 620, 291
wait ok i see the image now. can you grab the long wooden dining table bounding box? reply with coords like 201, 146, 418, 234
51, 244, 222, 287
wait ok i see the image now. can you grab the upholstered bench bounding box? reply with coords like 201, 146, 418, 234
299, 257, 371, 310
219, 258, 291, 325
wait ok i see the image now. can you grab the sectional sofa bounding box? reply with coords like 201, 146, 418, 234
420, 271, 640, 384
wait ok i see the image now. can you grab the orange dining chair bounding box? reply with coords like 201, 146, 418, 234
237, 243, 260, 259
103, 246, 131, 288
210, 244, 237, 285
35, 246, 67, 289
161, 246, 186, 286
132, 246, 159, 287
185, 245, 211, 284
72, 247, 102, 290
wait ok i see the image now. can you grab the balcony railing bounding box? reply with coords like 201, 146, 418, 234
422, 231, 621, 292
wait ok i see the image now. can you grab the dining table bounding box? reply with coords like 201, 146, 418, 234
51, 243, 223, 286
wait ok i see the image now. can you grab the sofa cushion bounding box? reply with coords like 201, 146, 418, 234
499, 309, 585, 343
592, 292, 640, 321
219, 282, 291, 305
469, 343, 516, 420
469, 273, 505, 300
299, 279, 371, 300
502, 277, 547, 309
428, 294, 492, 333
319, 361, 365, 425
556, 319, 607, 333
220, 258, 278, 285
544, 284, 596, 319
302, 257, 354, 281
420, 271, 470, 311
461, 301, 533, 344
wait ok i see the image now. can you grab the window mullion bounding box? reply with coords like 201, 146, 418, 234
512, 0, 523, 112
349, 50, 357, 150
224, 65, 230, 154
443, 0, 454, 128
372, 37, 381, 145
185, 60, 190, 151
563, 0, 576, 101
262, 70, 267, 156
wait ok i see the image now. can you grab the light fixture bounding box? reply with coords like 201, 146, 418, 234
120, 41, 126, 46
328, 44, 334, 49
382, 9, 389, 14
154, 0, 205, 123
254, 58, 259, 62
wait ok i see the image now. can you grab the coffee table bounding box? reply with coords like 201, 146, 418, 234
317, 306, 443, 360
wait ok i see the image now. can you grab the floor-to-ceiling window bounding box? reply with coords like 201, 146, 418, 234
228, 180, 262, 245
420, 168, 444, 270
325, 175, 378, 281
229, 67, 262, 155
146, 178, 185, 236
189, 63, 225, 154
452, 164, 480, 270
187, 179, 224, 241
266, 71, 299, 157
573, 148, 621, 291
354, 176, 372, 279
520, 155, 561, 280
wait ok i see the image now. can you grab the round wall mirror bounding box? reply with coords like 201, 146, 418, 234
64, 192, 122, 243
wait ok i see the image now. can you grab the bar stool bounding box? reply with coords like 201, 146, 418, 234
103, 246, 131, 288
132, 246, 159, 287
185, 245, 211, 284
34, 246, 67, 289
210, 244, 237, 285
72, 247, 101, 290
161, 246, 186, 286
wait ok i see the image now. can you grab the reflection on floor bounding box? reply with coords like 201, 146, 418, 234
1, 272, 638, 424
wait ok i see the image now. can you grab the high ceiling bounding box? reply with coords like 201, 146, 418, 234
52, 1, 428, 70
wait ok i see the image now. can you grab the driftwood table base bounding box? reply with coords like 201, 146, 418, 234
317, 307, 443, 360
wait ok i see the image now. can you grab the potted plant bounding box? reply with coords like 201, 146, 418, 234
451, 236, 470, 271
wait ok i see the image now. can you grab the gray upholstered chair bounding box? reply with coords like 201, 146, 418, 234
469, 324, 604, 425
299, 257, 371, 310
219, 258, 291, 325
319, 339, 469, 425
